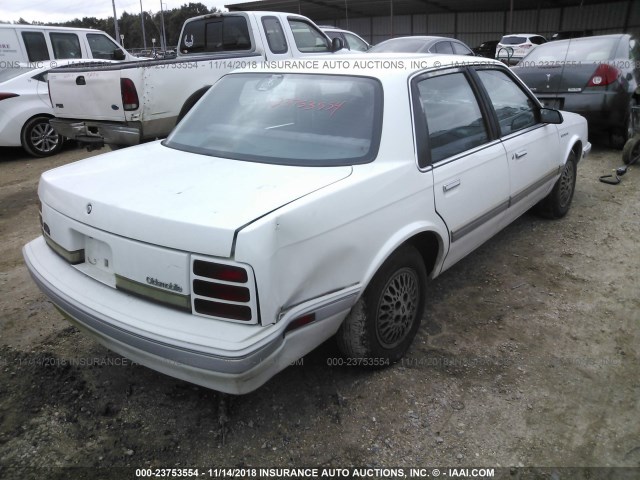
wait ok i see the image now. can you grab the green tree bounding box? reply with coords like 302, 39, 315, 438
9, 3, 219, 50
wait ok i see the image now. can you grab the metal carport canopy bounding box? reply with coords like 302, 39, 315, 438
225, 0, 612, 22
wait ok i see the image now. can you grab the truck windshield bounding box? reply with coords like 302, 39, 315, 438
165, 73, 383, 166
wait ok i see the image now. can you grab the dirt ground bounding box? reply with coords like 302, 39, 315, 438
0, 138, 638, 479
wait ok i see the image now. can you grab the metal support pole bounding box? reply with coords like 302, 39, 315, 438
390, 0, 394, 38
112, 0, 120, 45
140, 0, 147, 49
160, 1, 167, 52
509, 0, 514, 34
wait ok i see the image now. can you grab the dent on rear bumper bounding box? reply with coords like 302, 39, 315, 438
23, 236, 358, 394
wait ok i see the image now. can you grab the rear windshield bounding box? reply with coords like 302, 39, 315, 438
165, 73, 383, 166
500, 36, 527, 45
180, 16, 252, 54
369, 38, 429, 53
0, 66, 35, 83
521, 37, 619, 63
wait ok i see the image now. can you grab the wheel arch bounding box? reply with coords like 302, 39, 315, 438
405, 230, 443, 278
560, 137, 583, 167
176, 86, 212, 123
361, 226, 447, 296
570, 139, 582, 160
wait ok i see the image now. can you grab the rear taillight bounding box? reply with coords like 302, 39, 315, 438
522, 44, 532, 49
120, 78, 139, 110
587, 64, 620, 87
0, 93, 19, 101
191, 258, 258, 323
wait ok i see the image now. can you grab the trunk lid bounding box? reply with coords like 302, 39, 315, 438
514, 63, 601, 95
39, 142, 352, 257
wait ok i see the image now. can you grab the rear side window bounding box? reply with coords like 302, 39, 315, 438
521, 37, 618, 63
22, 32, 50, 62
262, 17, 288, 54
631, 39, 639, 61
476, 69, 537, 136
0, 66, 36, 82
453, 41, 473, 55
344, 32, 369, 52
180, 16, 251, 54
87, 33, 121, 59
531, 36, 547, 45
434, 41, 454, 54
50, 32, 81, 59
289, 19, 331, 53
416, 72, 489, 163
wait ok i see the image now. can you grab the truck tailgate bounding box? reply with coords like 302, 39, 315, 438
49, 68, 127, 122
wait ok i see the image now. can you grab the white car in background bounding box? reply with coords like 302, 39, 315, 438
0, 60, 113, 157
496, 33, 547, 65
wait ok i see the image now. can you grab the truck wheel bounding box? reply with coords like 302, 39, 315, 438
177, 86, 211, 123
535, 151, 577, 219
21, 116, 63, 157
611, 99, 637, 150
337, 245, 427, 364
622, 134, 640, 165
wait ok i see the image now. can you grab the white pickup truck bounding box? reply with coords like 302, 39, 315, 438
48, 11, 345, 148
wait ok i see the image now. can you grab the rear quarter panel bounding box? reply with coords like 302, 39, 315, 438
233, 80, 448, 325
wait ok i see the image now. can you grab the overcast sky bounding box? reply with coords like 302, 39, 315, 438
0, 0, 249, 24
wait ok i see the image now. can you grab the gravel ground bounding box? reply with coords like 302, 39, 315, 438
0, 138, 638, 479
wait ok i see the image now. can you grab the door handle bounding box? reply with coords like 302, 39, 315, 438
514, 150, 528, 159
443, 179, 461, 192
76, 76, 86, 85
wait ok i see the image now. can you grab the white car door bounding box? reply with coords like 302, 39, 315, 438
474, 68, 561, 222
413, 69, 511, 272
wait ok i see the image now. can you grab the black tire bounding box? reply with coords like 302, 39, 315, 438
177, 86, 211, 123
21, 116, 64, 157
621, 134, 640, 166
610, 99, 637, 150
535, 151, 577, 219
336, 245, 427, 364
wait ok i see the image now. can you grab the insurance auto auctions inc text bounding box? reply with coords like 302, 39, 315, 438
202, 467, 495, 478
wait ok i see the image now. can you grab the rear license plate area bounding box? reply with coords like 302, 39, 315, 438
75, 236, 115, 287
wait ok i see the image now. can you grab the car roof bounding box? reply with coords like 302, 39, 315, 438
532, 33, 626, 47
378, 35, 456, 43
319, 26, 346, 31
0, 24, 102, 33
235, 53, 501, 79
501, 34, 540, 38
370, 36, 469, 52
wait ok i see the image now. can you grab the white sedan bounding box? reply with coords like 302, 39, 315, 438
0, 60, 113, 157
23, 55, 590, 394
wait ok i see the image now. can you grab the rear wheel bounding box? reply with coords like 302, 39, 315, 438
336, 245, 427, 364
21, 116, 63, 157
